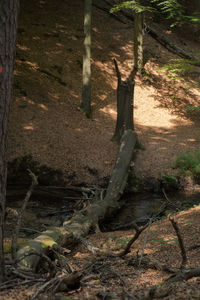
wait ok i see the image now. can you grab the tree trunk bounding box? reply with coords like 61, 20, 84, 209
81, 0, 92, 118
112, 60, 135, 144
133, 12, 144, 74
101, 1, 199, 65
17, 130, 137, 271
0, 0, 19, 282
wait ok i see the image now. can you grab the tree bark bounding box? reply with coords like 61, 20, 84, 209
112, 60, 135, 144
0, 0, 19, 282
17, 130, 137, 271
81, 0, 92, 118
133, 12, 144, 74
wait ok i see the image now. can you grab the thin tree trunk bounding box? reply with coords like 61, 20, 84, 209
0, 0, 19, 282
134, 12, 144, 74
81, 0, 92, 118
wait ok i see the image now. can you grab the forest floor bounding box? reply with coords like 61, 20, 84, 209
1, 201, 200, 300
8, 0, 200, 185
2, 0, 200, 299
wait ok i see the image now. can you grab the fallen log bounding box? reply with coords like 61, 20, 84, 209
16, 130, 137, 271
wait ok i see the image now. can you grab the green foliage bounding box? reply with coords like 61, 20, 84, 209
151, 237, 177, 246
114, 237, 132, 250
111, 0, 200, 27
110, 1, 156, 14
185, 14, 200, 24
158, 57, 200, 91
161, 174, 179, 190
158, 58, 200, 79
174, 149, 200, 179
151, 0, 185, 27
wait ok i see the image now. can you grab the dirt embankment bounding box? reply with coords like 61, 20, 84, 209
8, 0, 200, 185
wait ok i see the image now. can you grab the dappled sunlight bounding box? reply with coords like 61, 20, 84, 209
25, 60, 39, 70
134, 120, 200, 178
9, 0, 200, 186
47, 92, 60, 101
93, 60, 116, 77
17, 44, 30, 51
23, 122, 34, 130
38, 103, 48, 111
32, 36, 40, 40
55, 42, 63, 47
100, 105, 117, 119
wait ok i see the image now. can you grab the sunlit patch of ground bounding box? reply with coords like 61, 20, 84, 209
8, 0, 200, 184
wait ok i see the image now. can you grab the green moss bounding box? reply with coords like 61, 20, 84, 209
41, 237, 57, 248
161, 174, 179, 190
4, 240, 28, 253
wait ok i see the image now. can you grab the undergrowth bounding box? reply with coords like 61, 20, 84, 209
173, 149, 200, 182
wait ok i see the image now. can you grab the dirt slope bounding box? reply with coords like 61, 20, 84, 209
8, 0, 200, 184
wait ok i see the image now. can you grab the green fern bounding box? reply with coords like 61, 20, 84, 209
111, 0, 200, 27
110, 1, 155, 14
174, 150, 200, 178
151, 0, 184, 26
158, 57, 200, 91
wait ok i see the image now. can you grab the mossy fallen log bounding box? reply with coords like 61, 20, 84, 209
16, 130, 137, 271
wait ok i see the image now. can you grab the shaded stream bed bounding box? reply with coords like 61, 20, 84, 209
5, 188, 200, 239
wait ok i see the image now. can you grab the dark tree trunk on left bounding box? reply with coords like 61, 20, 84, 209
0, 0, 19, 282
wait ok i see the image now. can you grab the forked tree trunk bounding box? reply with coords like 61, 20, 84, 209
81, 0, 92, 118
112, 59, 135, 144
0, 0, 19, 282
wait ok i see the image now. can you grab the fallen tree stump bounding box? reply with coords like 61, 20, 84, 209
16, 130, 137, 271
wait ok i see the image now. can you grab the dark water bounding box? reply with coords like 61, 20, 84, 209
104, 191, 200, 231
5, 191, 200, 237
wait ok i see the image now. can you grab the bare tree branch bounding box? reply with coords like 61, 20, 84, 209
118, 223, 148, 257
11, 170, 38, 261
169, 216, 187, 270
113, 59, 121, 84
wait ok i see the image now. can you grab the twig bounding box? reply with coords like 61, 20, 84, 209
113, 59, 121, 83
11, 170, 38, 261
78, 236, 103, 254
188, 244, 200, 251
16, 249, 57, 278
138, 218, 152, 267
118, 223, 148, 257
30, 277, 58, 300
165, 267, 200, 283
169, 216, 187, 270
132, 256, 176, 274
162, 188, 177, 208
0, 278, 45, 291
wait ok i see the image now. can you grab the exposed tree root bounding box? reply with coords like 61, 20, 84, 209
11, 170, 38, 261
